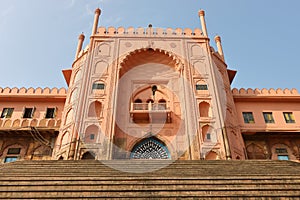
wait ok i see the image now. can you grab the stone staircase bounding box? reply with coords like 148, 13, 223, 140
1, 160, 300, 199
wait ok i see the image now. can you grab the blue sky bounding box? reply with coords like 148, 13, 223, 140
1, 0, 300, 90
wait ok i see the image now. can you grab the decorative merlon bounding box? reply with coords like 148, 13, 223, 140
0, 87, 67, 95
232, 88, 299, 96
95, 26, 204, 37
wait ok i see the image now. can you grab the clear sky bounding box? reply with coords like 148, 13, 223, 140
1, 0, 300, 90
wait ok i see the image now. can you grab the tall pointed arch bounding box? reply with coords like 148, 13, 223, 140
119, 47, 184, 77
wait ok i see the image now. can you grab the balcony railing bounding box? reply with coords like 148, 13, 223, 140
131, 103, 168, 112
0, 118, 61, 129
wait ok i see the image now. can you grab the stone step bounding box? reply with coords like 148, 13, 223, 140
1, 190, 300, 199
1, 160, 300, 199
1, 178, 300, 186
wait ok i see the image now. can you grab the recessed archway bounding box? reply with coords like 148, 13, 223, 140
130, 137, 170, 159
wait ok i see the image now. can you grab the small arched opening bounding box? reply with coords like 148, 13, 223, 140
81, 151, 96, 160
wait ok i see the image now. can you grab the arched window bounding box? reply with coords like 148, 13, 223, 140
84, 125, 99, 143
130, 137, 170, 159
146, 99, 154, 103
134, 99, 142, 103
202, 125, 211, 141
158, 99, 167, 110
133, 99, 143, 110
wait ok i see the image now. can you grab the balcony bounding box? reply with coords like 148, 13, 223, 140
131, 103, 169, 112
130, 103, 171, 123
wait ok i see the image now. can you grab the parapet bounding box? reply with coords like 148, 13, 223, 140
0, 87, 67, 96
96, 26, 204, 37
232, 88, 299, 96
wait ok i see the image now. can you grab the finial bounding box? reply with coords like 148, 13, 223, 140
78, 33, 85, 40
198, 10, 205, 17
95, 8, 101, 15
214, 35, 221, 43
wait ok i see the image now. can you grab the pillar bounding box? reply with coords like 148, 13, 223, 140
214, 35, 225, 60
198, 10, 208, 37
92, 8, 101, 35
75, 33, 85, 59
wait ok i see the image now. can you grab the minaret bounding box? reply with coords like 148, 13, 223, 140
92, 8, 101, 35
214, 35, 225, 61
75, 33, 85, 59
198, 10, 208, 37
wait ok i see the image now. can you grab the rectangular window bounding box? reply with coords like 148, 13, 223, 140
90, 134, 95, 140
242, 112, 255, 123
275, 148, 288, 154
4, 156, 18, 163
263, 112, 275, 123
196, 84, 208, 90
45, 108, 56, 118
7, 148, 21, 155
92, 83, 105, 90
23, 107, 35, 118
206, 133, 211, 140
1, 108, 14, 118
277, 155, 289, 160
283, 112, 295, 123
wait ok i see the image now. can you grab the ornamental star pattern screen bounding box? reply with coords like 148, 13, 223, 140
130, 137, 170, 159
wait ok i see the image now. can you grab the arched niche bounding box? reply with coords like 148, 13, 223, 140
191, 44, 204, 57
98, 43, 111, 56
94, 61, 108, 75
65, 109, 74, 125
69, 88, 78, 104
12, 119, 20, 128
73, 69, 82, 84
246, 143, 266, 159
3, 119, 12, 128
88, 101, 102, 118
199, 102, 210, 118
21, 119, 29, 127
130, 137, 170, 159
202, 125, 213, 141
30, 119, 38, 127
193, 61, 207, 76
61, 132, 70, 147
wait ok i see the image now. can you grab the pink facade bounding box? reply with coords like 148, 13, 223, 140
1, 8, 299, 163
